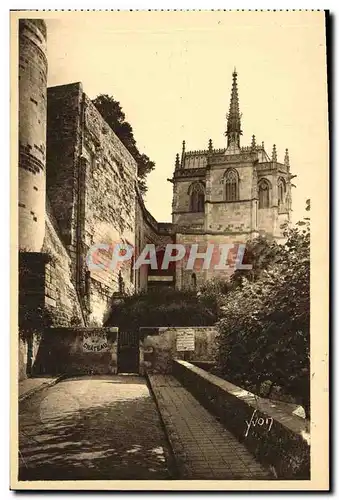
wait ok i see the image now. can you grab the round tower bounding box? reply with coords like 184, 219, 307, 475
18, 19, 47, 251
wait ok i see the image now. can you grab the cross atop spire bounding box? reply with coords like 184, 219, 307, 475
226, 69, 242, 150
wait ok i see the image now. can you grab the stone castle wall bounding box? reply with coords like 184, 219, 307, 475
140, 326, 218, 374
42, 202, 84, 327
46, 83, 138, 326
80, 93, 138, 324
25, 77, 176, 337
33, 327, 118, 376
46, 83, 83, 250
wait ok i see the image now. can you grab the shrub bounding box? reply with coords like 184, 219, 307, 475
105, 287, 217, 330
216, 219, 310, 418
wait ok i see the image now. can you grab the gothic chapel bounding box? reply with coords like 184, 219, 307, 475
170, 69, 292, 288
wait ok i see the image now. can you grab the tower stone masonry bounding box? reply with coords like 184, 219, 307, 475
18, 19, 48, 252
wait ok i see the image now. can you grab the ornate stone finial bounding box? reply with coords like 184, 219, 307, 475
175, 153, 180, 169
251, 135, 256, 150
225, 69, 242, 149
262, 141, 265, 150
208, 138, 213, 152
284, 148, 290, 167
182, 140, 186, 154
272, 144, 277, 162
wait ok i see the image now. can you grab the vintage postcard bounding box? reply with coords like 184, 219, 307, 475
10, 10, 329, 491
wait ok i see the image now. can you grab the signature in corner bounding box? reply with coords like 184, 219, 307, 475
244, 409, 273, 437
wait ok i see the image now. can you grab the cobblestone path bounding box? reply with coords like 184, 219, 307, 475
19, 375, 174, 480
148, 375, 273, 480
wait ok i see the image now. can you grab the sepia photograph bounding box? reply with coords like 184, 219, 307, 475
10, 9, 329, 491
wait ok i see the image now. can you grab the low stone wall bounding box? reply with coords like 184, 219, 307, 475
172, 359, 310, 479
139, 326, 217, 374
190, 360, 216, 372
33, 327, 118, 376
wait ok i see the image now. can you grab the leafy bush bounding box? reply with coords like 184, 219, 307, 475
105, 287, 218, 331
198, 277, 232, 318
217, 218, 310, 418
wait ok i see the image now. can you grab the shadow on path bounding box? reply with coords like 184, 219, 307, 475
19, 376, 174, 480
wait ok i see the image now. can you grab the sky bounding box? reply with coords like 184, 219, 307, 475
45, 11, 328, 224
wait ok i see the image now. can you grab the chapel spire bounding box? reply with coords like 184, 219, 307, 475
226, 68, 242, 150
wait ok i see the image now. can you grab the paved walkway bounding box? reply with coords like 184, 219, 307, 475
148, 374, 273, 480
19, 375, 174, 480
19, 375, 63, 401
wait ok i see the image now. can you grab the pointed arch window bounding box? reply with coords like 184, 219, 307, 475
225, 169, 239, 201
188, 182, 205, 212
258, 179, 270, 209
278, 177, 286, 208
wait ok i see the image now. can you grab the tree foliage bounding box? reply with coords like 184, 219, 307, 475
92, 94, 155, 194
105, 287, 217, 331
230, 235, 284, 288
198, 277, 232, 318
217, 218, 310, 418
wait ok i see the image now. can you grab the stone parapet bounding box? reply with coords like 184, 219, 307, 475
172, 359, 310, 479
